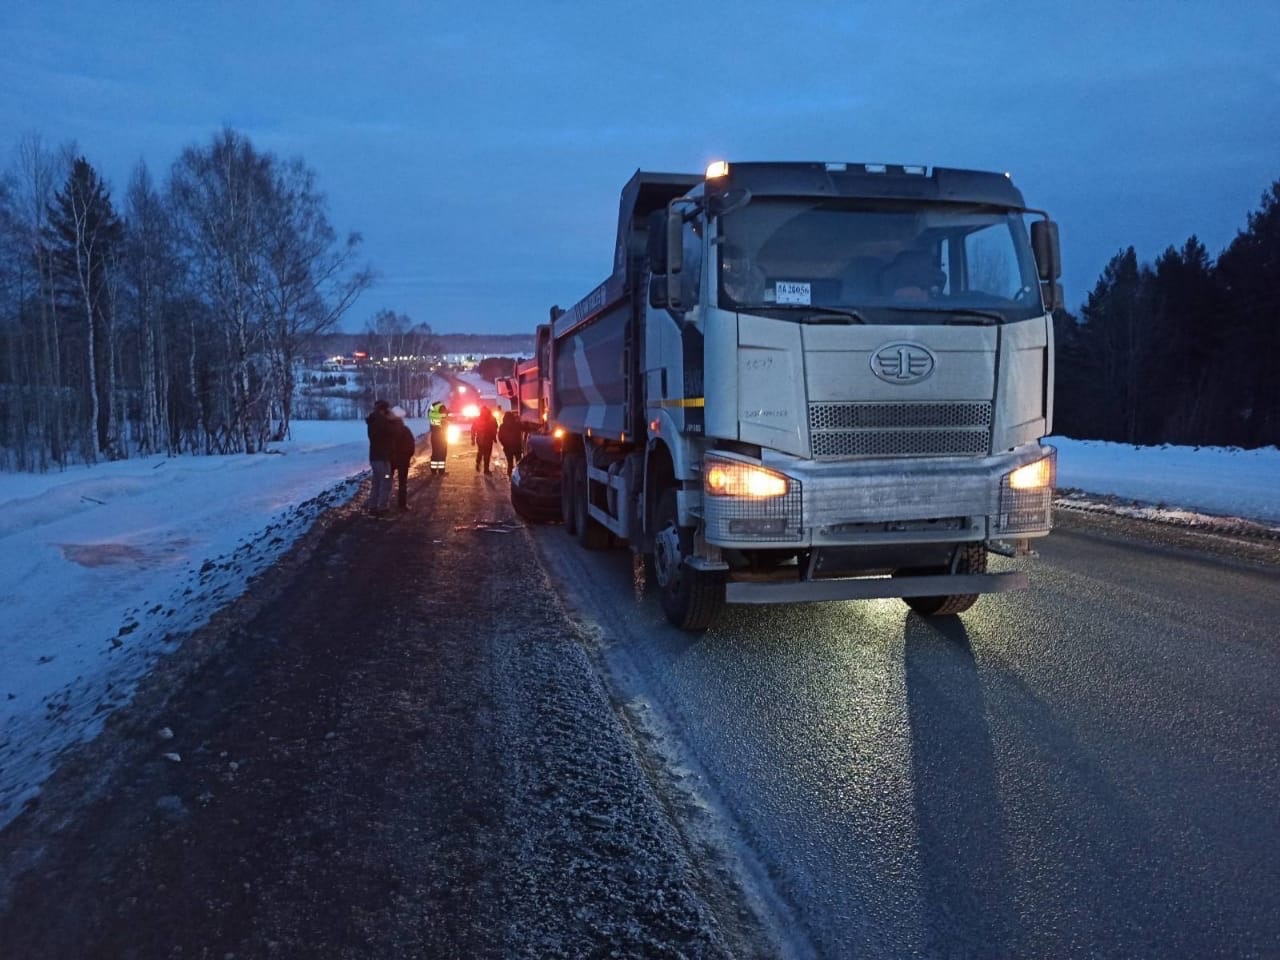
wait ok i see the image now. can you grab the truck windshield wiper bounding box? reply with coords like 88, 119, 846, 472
737, 304, 867, 324
881, 306, 1005, 325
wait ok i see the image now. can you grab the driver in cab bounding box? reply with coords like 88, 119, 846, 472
719, 244, 767, 305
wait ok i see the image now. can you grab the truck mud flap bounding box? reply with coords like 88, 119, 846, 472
724, 571, 1027, 605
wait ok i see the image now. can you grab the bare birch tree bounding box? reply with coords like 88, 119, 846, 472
169, 129, 272, 453
0, 174, 24, 468
122, 161, 180, 455
6, 136, 69, 468
255, 157, 373, 441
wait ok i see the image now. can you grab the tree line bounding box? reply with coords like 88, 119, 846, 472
360, 309, 438, 418
3, 130, 1274, 472
1053, 180, 1280, 449
0, 128, 376, 470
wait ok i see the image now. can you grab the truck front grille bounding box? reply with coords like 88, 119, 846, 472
809, 401, 992, 458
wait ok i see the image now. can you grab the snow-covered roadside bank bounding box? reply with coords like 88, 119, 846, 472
1051, 437, 1280, 531
0, 423, 398, 827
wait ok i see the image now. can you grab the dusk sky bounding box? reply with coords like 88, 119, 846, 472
3, 1, 1277, 335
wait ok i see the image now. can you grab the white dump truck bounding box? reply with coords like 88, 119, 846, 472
545, 161, 1061, 630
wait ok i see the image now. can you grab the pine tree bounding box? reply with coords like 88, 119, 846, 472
46, 156, 123, 460
1147, 238, 1222, 443
1216, 181, 1280, 447
1077, 248, 1153, 442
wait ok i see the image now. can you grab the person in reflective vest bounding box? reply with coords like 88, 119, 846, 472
428, 401, 450, 475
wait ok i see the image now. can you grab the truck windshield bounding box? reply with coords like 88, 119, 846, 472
716, 198, 1043, 323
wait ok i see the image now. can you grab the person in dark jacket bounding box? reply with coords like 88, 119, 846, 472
472, 406, 499, 474
498, 410, 523, 477
365, 399, 396, 514
389, 406, 416, 512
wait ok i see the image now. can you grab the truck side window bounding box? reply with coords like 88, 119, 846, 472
964, 224, 1020, 299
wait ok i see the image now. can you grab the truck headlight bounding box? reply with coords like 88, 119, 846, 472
994, 449, 1056, 536
1008, 457, 1053, 490
702, 456, 803, 543
704, 459, 789, 498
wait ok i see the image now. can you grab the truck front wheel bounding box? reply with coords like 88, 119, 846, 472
651, 489, 725, 631
900, 543, 986, 616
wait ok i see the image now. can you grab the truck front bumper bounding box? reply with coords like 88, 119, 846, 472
700, 442, 1055, 549
724, 570, 1028, 604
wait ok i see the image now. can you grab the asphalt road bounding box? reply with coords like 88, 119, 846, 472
534, 510, 1280, 959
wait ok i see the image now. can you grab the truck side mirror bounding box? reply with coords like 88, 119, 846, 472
648, 275, 668, 309
1041, 281, 1064, 312
646, 212, 672, 308
666, 208, 684, 309
645, 210, 667, 273
1031, 219, 1061, 282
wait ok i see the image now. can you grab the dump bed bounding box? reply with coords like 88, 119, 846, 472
548, 171, 700, 441
501, 324, 551, 429
549, 276, 632, 437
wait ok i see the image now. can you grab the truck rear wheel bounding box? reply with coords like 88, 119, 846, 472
652, 489, 725, 631
573, 454, 610, 550
560, 452, 578, 535
900, 543, 986, 616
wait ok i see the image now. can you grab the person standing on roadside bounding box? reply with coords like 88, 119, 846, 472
428, 400, 450, 476
498, 410, 523, 477
390, 406, 416, 512
365, 399, 396, 515
472, 405, 499, 474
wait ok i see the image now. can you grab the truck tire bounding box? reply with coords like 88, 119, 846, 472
652, 489, 725, 631
900, 543, 986, 616
573, 454, 610, 550
560, 452, 579, 536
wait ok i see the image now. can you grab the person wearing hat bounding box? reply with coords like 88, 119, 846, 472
472, 405, 499, 475
365, 399, 397, 514
498, 409, 523, 477
389, 405, 416, 512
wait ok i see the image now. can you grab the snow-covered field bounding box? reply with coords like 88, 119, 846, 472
1, 422, 1277, 828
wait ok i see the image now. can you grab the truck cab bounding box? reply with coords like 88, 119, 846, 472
550, 161, 1061, 630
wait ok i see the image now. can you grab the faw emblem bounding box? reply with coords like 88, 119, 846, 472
871, 342, 935, 384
